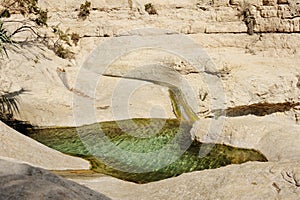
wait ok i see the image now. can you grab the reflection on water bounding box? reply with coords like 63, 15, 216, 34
28, 118, 267, 183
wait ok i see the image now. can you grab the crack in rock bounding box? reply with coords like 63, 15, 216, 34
281, 169, 300, 187
272, 182, 281, 193
211, 102, 300, 118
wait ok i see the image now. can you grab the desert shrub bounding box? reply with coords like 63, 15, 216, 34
145, 3, 157, 15
0, 9, 11, 18
78, 1, 91, 20
0, 2, 77, 59
1, 0, 48, 26
51, 26, 75, 59
34, 9, 48, 26
1, 0, 39, 15
0, 19, 43, 57
53, 43, 74, 59
71, 33, 80, 46
52, 26, 71, 46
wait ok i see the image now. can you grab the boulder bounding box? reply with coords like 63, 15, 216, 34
0, 159, 110, 200
73, 161, 300, 200
191, 116, 300, 162
0, 121, 90, 170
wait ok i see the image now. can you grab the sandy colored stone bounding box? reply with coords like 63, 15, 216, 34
72, 161, 300, 200
1, 1, 300, 199
0, 44, 176, 126
0, 159, 110, 200
0, 121, 90, 170
35, 0, 300, 35
1, 33, 300, 126
1, 1, 300, 127
191, 115, 300, 162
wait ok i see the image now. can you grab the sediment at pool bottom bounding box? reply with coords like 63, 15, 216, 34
27, 118, 267, 184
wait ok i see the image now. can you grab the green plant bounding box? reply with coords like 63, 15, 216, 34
0, 88, 25, 119
2, 0, 39, 15
35, 9, 48, 26
0, 9, 11, 18
0, 19, 41, 57
53, 43, 74, 59
0, 89, 32, 133
78, 1, 91, 20
0, 2, 74, 59
71, 33, 80, 46
0, 92, 20, 118
144, 3, 157, 15
1, 0, 48, 26
52, 26, 71, 46
0, 20, 15, 56
51, 26, 74, 59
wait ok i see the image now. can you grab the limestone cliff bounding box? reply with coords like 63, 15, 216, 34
0, 0, 300, 199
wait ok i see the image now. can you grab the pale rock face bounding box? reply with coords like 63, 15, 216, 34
35, 0, 300, 35
38, 0, 129, 11
1, 0, 300, 199
191, 116, 300, 162
72, 161, 300, 200
0, 159, 110, 200
0, 121, 90, 170
230, 0, 263, 6
0, 43, 177, 126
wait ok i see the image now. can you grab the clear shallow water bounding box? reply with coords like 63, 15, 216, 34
28, 118, 267, 183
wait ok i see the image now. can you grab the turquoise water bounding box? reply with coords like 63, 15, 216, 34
28, 118, 267, 183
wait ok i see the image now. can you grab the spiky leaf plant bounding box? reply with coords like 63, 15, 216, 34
0, 89, 26, 117
0, 20, 15, 56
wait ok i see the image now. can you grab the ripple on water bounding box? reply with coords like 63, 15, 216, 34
27, 118, 267, 183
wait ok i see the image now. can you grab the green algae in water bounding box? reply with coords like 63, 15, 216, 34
27, 118, 267, 183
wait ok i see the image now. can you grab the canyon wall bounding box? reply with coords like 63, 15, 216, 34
1, 1, 300, 199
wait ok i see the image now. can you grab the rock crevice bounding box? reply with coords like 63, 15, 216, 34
211, 102, 300, 118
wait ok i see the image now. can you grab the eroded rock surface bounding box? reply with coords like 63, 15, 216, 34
0, 121, 90, 170
72, 161, 300, 200
191, 116, 300, 162
0, 159, 110, 200
0, 0, 300, 199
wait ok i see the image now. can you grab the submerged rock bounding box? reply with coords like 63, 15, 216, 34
27, 118, 267, 183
